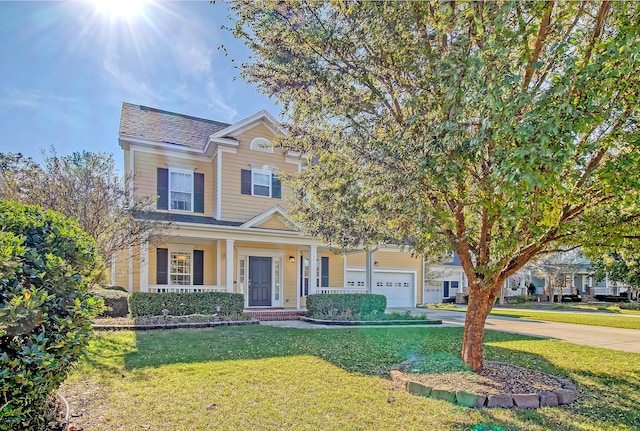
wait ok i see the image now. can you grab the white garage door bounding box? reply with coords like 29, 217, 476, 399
346, 270, 415, 308
423, 283, 443, 304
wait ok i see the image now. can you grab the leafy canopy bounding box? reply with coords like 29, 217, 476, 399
228, 1, 640, 290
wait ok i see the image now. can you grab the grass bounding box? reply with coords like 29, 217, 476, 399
485, 309, 640, 330
62, 326, 640, 431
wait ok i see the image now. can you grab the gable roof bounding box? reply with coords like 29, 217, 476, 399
119, 102, 231, 150
240, 205, 298, 230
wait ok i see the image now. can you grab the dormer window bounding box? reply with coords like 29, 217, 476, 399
250, 137, 273, 153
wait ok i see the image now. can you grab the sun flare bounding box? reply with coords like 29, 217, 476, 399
91, 0, 147, 20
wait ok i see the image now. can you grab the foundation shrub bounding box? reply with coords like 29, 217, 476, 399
129, 292, 244, 317
306, 293, 387, 318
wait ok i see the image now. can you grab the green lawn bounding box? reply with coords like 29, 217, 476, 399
62, 326, 640, 431
484, 309, 640, 330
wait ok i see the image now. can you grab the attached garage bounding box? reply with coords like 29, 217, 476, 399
346, 269, 416, 308
423, 283, 443, 304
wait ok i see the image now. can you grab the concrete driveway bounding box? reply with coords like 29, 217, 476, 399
391, 308, 640, 354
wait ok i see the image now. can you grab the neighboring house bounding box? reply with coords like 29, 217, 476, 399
114, 103, 427, 308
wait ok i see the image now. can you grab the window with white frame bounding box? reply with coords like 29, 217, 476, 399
250, 137, 274, 153
252, 168, 271, 197
170, 251, 191, 285
170, 169, 193, 211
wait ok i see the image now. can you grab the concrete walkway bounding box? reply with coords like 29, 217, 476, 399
261, 308, 640, 354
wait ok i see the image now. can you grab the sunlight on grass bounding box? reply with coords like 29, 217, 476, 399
487, 310, 640, 330
60, 327, 640, 431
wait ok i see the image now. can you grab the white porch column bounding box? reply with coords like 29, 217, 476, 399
520, 274, 526, 295
226, 239, 235, 293
139, 238, 149, 292
309, 245, 317, 295
365, 249, 374, 294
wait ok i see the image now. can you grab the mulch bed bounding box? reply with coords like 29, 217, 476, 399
397, 361, 567, 395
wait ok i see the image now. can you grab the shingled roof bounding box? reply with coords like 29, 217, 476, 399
119, 102, 231, 150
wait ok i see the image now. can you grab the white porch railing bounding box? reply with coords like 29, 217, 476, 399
315, 287, 369, 294
148, 285, 226, 293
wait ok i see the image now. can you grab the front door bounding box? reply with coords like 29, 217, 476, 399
249, 256, 272, 306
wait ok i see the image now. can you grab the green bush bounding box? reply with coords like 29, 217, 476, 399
0, 201, 102, 430
306, 294, 387, 318
91, 286, 129, 317
129, 292, 244, 317
619, 301, 639, 310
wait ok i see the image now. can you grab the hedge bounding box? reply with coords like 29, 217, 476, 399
91, 286, 129, 317
306, 293, 387, 318
0, 201, 102, 430
129, 292, 244, 317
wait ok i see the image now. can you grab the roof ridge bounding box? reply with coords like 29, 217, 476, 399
125, 102, 231, 127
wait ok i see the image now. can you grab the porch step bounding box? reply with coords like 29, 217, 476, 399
244, 309, 309, 321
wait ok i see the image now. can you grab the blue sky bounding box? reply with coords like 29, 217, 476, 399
0, 0, 277, 167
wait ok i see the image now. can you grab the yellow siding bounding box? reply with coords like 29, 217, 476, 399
221, 124, 298, 222
114, 249, 129, 289
325, 253, 345, 288
131, 244, 140, 292
255, 216, 291, 230
132, 151, 215, 216
212, 153, 218, 217
346, 252, 366, 267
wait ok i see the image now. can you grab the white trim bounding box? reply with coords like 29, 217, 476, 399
240, 205, 295, 229
238, 248, 285, 308
309, 245, 317, 295
343, 255, 347, 289
216, 149, 222, 219
252, 167, 273, 197
218, 146, 238, 154
168, 167, 194, 212
168, 243, 195, 253
209, 110, 286, 140
166, 162, 196, 171
296, 246, 301, 310
250, 163, 276, 171
250, 137, 274, 153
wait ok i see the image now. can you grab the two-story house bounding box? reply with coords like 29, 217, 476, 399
114, 102, 435, 309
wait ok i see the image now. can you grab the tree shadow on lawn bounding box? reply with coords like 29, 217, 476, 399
119, 326, 639, 430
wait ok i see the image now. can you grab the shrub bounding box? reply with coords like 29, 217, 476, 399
129, 292, 244, 317
619, 301, 639, 310
0, 201, 102, 430
306, 294, 386, 318
91, 286, 129, 317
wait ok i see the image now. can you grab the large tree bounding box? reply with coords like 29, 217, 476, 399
0, 150, 165, 282
227, 1, 640, 370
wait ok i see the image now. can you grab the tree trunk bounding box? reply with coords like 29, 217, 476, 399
461, 282, 498, 372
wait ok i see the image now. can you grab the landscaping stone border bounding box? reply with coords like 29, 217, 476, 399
93, 320, 259, 331
389, 359, 576, 409
300, 317, 443, 326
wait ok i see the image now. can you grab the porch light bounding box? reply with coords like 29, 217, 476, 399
289, 255, 296, 263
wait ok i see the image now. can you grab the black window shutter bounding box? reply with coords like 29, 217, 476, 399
241, 169, 251, 195
272, 173, 281, 199
157, 168, 169, 210
193, 250, 204, 285
156, 248, 168, 285
321, 256, 329, 288
194, 173, 204, 213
